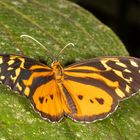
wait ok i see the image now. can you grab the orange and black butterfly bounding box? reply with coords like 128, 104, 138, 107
0, 35, 140, 123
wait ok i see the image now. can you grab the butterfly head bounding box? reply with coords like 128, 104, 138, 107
51, 57, 59, 67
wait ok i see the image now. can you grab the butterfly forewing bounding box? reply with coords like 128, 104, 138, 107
63, 57, 140, 122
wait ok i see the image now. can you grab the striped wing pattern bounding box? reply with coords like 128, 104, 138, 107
63, 57, 140, 122
0, 54, 65, 121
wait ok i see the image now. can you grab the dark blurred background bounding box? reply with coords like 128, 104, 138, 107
70, 0, 140, 57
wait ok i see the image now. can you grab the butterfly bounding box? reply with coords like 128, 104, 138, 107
0, 35, 140, 123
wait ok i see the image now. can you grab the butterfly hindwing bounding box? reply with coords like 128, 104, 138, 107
0, 54, 64, 122
63, 56, 140, 122
31, 79, 65, 121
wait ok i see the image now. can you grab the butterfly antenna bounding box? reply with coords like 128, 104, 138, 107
20, 35, 53, 59
57, 43, 74, 58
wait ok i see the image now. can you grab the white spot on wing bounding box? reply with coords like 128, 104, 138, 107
124, 69, 131, 73
115, 88, 125, 98
130, 60, 139, 67
7, 67, 14, 71
125, 85, 131, 93
8, 60, 15, 65
115, 62, 127, 68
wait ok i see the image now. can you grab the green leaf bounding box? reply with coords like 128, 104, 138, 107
0, 0, 140, 140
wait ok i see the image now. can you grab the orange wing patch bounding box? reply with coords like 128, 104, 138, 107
62, 78, 117, 122
65, 81, 114, 120
32, 80, 64, 122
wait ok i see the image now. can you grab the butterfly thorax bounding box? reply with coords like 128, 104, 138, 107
51, 61, 64, 83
